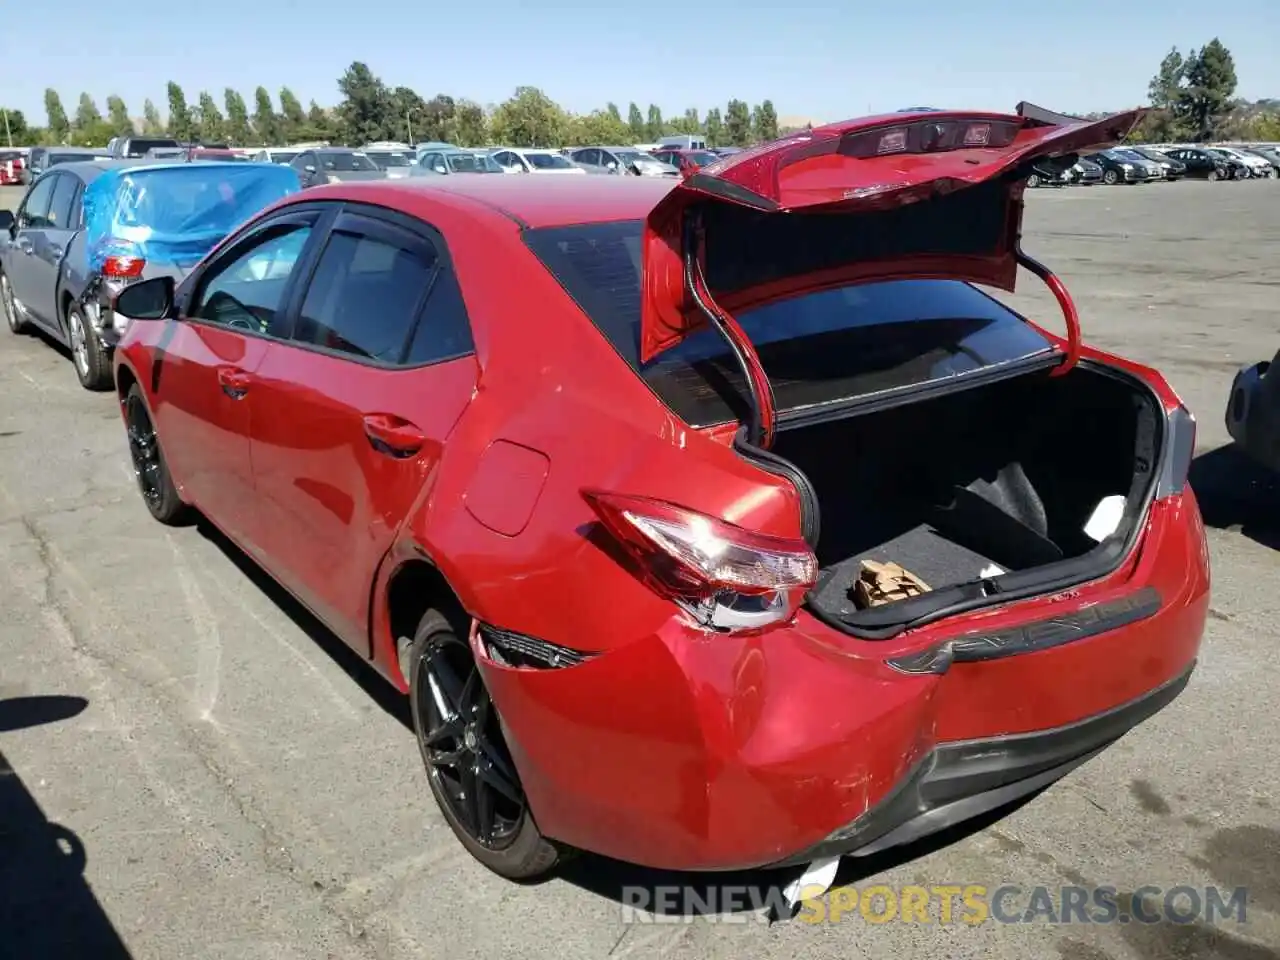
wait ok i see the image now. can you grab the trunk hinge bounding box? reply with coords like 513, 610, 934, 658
1017, 249, 1081, 377
682, 212, 778, 448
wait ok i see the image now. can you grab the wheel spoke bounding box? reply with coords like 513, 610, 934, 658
459, 762, 481, 835
473, 771, 498, 844
476, 755, 521, 805
429, 656, 468, 716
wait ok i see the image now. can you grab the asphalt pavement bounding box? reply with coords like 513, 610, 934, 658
0, 180, 1277, 960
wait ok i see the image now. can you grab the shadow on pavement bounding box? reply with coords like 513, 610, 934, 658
1189, 443, 1280, 550
0, 694, 133, 959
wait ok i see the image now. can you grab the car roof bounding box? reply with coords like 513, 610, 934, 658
41, 159, 160, 182
311, 176, 678, 229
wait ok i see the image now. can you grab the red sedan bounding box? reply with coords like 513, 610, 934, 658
110, 103, 1208, 887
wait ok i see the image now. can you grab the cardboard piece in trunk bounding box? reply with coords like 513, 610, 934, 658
851, 559, 931, 609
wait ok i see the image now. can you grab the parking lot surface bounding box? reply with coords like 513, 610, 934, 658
0, 180, 1277, 960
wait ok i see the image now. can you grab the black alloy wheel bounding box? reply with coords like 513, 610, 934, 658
124, 384, 187, 524
1103, 169, 1119, 185
408, 610, 560, 879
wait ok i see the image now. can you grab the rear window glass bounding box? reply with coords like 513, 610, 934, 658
123, 139, 180, 157
524, 220, 1053, 427
318, 152, 378, 172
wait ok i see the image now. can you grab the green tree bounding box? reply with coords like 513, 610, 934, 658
489, 87, 565, 147
725, 99, 752, 146
627, 102, 645, 141
336, 62, 392, 144
704, 107, 723, 147
279, 87, 307, 142
567, 109, 631, 146
0, 108, 30, 146
44, 89, 70, 143
606, 103, 623, 126
1178, 39, 1237, 140
252, 86, 279, 144
105, 95, 132, 136
418, 94, 457, 143
166, 81, 192, 140
454, 100, 488, 146
304, 101, 333, 141
645, 104, 664, 141
142, 99, 163, 135
389, 86, 428, 143
74, 93, 103, 132
224, 89, 252, 144
755, 100, 778, 142
197, 92, 225, 143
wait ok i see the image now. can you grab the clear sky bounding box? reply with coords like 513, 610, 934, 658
2, 0, 1277, 124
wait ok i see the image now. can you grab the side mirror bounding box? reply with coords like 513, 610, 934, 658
0, 210, 13, 234
304, 164, 316, 174
112, 276, 175, 321
606, 161, 618, 172
433, 165, 447, 175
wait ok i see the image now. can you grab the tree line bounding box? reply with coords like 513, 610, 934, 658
3, 43, 1276, 152
1129, 38, 1280, 142
0, 62, 788, 150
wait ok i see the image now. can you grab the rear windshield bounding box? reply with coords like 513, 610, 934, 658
318, 151, 378, 171
123, 138, 180, 157
524, 221, 1054, 427
526, 152, 574, 170
367, 151, 411, 168
49, 152, 103, 165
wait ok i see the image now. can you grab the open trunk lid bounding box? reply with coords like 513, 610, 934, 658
640, 104, 1144, 384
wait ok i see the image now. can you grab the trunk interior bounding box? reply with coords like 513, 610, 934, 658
769, 364, 1162, 633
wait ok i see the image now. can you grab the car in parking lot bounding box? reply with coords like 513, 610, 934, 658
1160, 147, 1232, 181
1207, 146, 1269, 178
107, 103, 1206, 888
648, 147, 721, 177
290, 148, 387, 188
1225, 348, 1280, 473
1129, 147, 1186, 180
412, 148, 505, 175
0, 160, 299, 389
1071, 156, 1104, 184
567, 146, 679, 177
1087, 149, 1151, 184
489, 148, 586, 175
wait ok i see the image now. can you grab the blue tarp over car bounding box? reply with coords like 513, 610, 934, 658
82, 162, 300, 273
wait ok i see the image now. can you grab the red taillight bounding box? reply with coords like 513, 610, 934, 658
102, 255, 145, 279
583, 490, 817, 631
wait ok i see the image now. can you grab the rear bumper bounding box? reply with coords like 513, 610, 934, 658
766, 664, 1193, 867
482, 495, 1209, 871
1226, 355, 1280, 472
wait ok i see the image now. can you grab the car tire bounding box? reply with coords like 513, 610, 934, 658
1, 270, 27, 334
1026, 173, 1040, 188
408, 609, 561, 881
1207, 169, 1220, 182
123, 383, 189, 525
1103, 170, 1119, 185
67, 302, 112, 391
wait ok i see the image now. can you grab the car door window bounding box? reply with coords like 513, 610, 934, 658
191, 225, 314, 335
423, 153, 446, 173
575, 149, 598, 167
404, 265, 474, 364
294, 227, 436, 363
46, 174, 78, 229
493, 151, 514, 168
19, 176, 57, 228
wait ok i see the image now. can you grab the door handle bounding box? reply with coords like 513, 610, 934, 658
217, 366, 252, 399
362, 413, 425, 458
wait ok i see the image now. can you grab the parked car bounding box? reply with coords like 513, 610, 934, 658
1226, 349, 1280, 472
1087, 149, 1151, 184
252, 148, 302, 165
106, 136, 183, 159
649, 148, 721, 177
1160, 147, 1232, 181
363, 150, 416, 179
1213, 146, 1274, 178
290, 148, 386, 188
1071, 157, 1104, 184
567, 146, 679, 177
413, 149, 505, 175
0, 160, 299, 389
107, 104, 1205, 890
1235, 146, 1280, 175
20, 146, 112, 183
1200, 148, 1252, 180
1, 150, 28, 185
489, 148, 586, 175
1025, 160, 1075, 188
1129, 147, 1186, 180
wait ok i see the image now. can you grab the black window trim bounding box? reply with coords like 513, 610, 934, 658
271, 199, 476, 371
182, 206, 334, 342
46, 170, 80, 231
18, 171, 59, 228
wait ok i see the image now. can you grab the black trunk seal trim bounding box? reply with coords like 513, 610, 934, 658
886, 585, 1162, 674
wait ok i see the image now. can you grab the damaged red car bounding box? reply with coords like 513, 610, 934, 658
110, 103, 1209, 886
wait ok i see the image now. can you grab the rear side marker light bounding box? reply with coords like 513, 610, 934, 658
583, 490, 817, 633
963, 123, 991, 146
